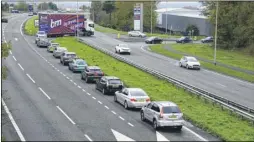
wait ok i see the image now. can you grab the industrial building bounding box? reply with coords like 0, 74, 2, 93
156, 8, 213, 36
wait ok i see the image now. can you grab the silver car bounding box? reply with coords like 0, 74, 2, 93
128, 31, 146, 38
37, 37, 50, 47
53, 47, 67, 58
114, 88, 150, 109
179, 56, 201, 70
140, 101, 184, 130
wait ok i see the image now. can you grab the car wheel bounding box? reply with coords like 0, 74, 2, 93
128, 52, 131, 55
68, 66, 71, 70
85, 77, 89, 83
176, 126, 182, 130
72, 69, 75, 73
153, 119, 158, 130
141, 111, 145, 121
124, 101, 129, 109
102, 88, 106, 95
186, 64, 189, 69
81, 74, 84, 80
118, 50, 121, 54
179, 62, 182, 67
114, 95, 117, 102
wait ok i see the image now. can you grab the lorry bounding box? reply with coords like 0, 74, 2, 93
38, 13, 94, 37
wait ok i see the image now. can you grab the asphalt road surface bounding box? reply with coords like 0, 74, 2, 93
79, 32, 254, 110
1, 14, 220, 141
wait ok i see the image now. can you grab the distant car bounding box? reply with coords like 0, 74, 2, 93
60, 52, 77, 65
115, 44, 131, 55
36, 31, 47, 37
179, 56, 200, 70
1, 18, 8, 23
68, 58, 87, 73
201, 36, 213, 43
47, 43, 60, 52
176, 36, 193, 43
81, 66, 104, 83
140, 101, 184, 130
28, 12, 33, 16
114, 88, 150, 109
53, 47, 67, 58
33, 12, 37, 15
36, 37, 50, 47
145, 37, 163, 44
128, 31, 146, 38
35, 34, 47, 44
96, 76, 123, 95
11, 10, 19, 13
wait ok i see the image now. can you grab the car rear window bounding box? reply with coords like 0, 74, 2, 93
77, 61, 86, 65
109, 79, 121, 84
129, 90, 147, 96
89, 69, 101, 72
67, 54, 76, 57
162, 106, 181, 113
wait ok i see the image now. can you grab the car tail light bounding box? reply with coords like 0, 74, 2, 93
101, 72, 104, 76
130, 98, 136, 102
146, 98, 150, 102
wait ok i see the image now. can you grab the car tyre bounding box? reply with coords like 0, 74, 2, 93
85, 77, 89, 83
179, 62, 182, 67
141, 111, 145, 121
81, 74, 84, 80
124, 101, 129, 109
102, 88, 106, 95
153, 119, 158, 130
114, 95, 117, 102
176, 126, 182, 131
186, 64, 189, 69
68, 66, 71, 70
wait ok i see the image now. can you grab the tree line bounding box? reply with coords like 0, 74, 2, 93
202, 1, 254, 53
90, 1, 158, 32
1, 2, 58, 12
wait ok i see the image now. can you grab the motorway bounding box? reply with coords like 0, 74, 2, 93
1, 14, 220, 141
79, 31, 254, 110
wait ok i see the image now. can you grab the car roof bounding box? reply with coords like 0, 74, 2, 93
104, 76, 120, 80
153, 101, 178, 107
87, 66, 101, 69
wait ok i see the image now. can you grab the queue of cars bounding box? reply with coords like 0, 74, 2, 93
35, 34, 184, 130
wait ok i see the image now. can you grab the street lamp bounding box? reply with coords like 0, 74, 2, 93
76, 0, 79, 39
150, 0, 152, 34
214, 1, 219, 65
165, 10, 168, 34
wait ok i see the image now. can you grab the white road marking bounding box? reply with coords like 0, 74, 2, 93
183, 126, 207, 141
38, 87, 51, 100
156, 131, 170, 141
18, 63, 24, 71
111, 129, 135, 141
128, 122, 134, 127
111, 111, 116, 115
74, 82, 77, 86
104, 105, 109, 109
66, 77, 69, 79
78, 86, 81, 88
57, 69, 60, 72
44, 59, 47, 62
26, 74, 35, 83
216, 83, 226, 88
92, 97, 96, 100
98, 101, 102, 104
60, 72, 63, 74
56, 106, 76, 125
119, 116, 125, 121
9, 50, 12, 54
70, 80, 73, 82
12, 56, 17, 61
87, 93, 91, 96
84, 134, 93, 141
82, 89, 86, 92
2, 99, 26, 141
63, 74, 66, 77
15, 38, 18, 41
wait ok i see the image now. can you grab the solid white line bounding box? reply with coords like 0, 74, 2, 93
26, 74, 35, 83
2, 99, 26, 141
111, 111, 116, 115
92, 97, 96, 100
128, 122, 134, 127
73, 82, 77, 85
119, 116, 125, 121
98, 101, 102, 104
84, 134, 93, 141
38, 87, 51, 100
9, 50, 12, 54
78, 86, 81, 88
56, 106, 76, 125
87, 93, 91, 96
104, 105, 109, 109
82, 89, 86, 92
18, 63, 24, 71
12, 56, 17, 61
183, 126, 207, 141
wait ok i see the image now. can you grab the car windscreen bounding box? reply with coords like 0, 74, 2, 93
120, 44, 128, 48
67, 54, 76, 57
76, 60, 86, 65
129, 90, 147, 96
38, 31, 45, 34
109, 79, 121, 84
162, 106, 181, 113
187, 58, 197, 62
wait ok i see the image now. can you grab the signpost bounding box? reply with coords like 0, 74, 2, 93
133, 3, 143, 32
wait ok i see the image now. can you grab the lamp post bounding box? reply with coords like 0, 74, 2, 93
214, 1, 219, 65
150, 0, 152, 34
165, 11, 168, 34
76, 0, 79, 39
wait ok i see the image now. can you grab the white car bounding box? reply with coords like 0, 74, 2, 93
28, 12, 33, 16
115, 44, 131, 55
179, 56, 201, 70
128, 31, 146, 38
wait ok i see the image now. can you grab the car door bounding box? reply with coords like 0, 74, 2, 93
151, 104, 160, 120
181, 57, 186, 66
118, 88, 127, 104
69, 60, 74, 69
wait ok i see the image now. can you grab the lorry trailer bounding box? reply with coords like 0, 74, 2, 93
38, 12, 94, 37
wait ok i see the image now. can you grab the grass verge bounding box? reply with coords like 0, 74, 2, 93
24, 15, 38, 36
54, 37, 254, 141
95, 24, 205, 40
150, 44, 254, 82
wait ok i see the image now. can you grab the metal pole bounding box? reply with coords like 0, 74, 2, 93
214, 1, 219, 65
76, 0, 78, 39
150, 0, 152, 34
165, 11, 167, 34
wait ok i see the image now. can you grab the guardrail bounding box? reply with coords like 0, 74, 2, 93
77, 37, 254, 122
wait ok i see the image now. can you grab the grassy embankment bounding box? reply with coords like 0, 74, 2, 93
24, 15, 38, 36
54, 37, 254, 141
95, 24, 205, 40
150, 44, 254, 82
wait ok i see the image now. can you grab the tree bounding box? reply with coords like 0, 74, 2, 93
48, 2, 58, 10
186, 25, 199, 36
1, 41, 12, 80
102, 1, 116, 24
1, 2, 9, 11
90, 1, 103, 22
14, 2, 28, 11
80, 5, 89, 11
